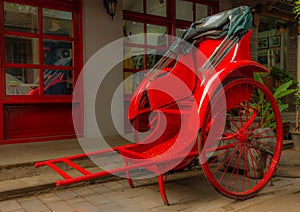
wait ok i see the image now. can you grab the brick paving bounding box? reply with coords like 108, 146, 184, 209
0, 148, 300, 211
0, 168, 299, 212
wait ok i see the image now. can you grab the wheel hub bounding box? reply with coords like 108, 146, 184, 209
238, 133, 249, 143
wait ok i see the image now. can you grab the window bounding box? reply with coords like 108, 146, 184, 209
2, 1, 78, 96
123, 0, 218, 95
257, 16, 287, 70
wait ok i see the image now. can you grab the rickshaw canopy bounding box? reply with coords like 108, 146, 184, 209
182, 6, 253, 40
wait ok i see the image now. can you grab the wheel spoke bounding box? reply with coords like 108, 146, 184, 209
247, 145, 264, 178
224, 145, 243, 190
216, 144, 240, 182
208, 142, 239, 167
243, 145, 250, 192
234, 146, 245, 192
200, 78, 282, 199
205, 141, 238, 153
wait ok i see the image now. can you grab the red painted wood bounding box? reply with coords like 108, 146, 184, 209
3, 104, 75, 139
0, 104, 3, 141
0, 0, 83, 143
38, 4, 44, 95
6, 0, 79, 10
0, 1, 4, 140
0, 134, 77, 145
73, 0, 84, 136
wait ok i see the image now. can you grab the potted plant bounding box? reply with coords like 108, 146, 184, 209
290, 89, 300, 150
269, 67, 298, 91
260, 67, 298, 138
223, 76, 297, 178
254, 73, 298, 137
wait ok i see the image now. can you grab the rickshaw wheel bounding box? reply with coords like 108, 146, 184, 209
199, 78, 283, 199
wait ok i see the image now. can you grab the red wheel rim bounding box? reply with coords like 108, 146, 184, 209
200, 78, 283, 199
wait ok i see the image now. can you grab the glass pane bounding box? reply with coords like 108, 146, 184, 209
147, 24, 167, 46
4, 2, 38, 33
176, 0, 193, 21
123, 71, 145, 95
176, 27, 187, 38
124, 39, 134, 69
44, 70, 73, 95
133, 71, 146, 92
124, 21, 144, 44
124, 72, 133, 95
123, 0, 143, 13
5, 36, 39, 64
147, 48, 163, 69
43, 40, 73, 65
130, 48, 145, 70
6, 68, 39, 95
43, 9, 73, 37
146, 0, 166, 17
196, 4, 208, 21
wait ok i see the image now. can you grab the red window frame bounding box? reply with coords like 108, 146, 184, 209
0, 0, 83, 142
123, 0, 219, 73
0, 0, 83, 103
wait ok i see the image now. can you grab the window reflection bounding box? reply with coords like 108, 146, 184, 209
4, 2, 38, 33
5, 36, 39, 64
176, 0, 193, 21
147, 24, 167, 46
146, 0, 166, 17
125, 22, 144, 44
6, 68, 39, 95
176, 28, 186, 38
43, 9, 73, 37
43, 40, 73, 65
196, 4, 208, 21
44, 70, 73, 95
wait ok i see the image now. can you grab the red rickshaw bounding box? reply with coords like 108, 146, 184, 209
35, 6, 283, 205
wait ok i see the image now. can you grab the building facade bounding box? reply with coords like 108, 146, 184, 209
0, 0, 298, 144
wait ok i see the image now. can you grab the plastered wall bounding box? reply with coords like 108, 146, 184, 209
83, 0, 124, 137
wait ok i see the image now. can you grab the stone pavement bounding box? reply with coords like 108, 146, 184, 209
0, 149, 299, 212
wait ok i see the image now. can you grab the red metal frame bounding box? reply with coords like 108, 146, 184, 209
0, 0, 83, 143
35, 5, 284, 206
36, 6, 284, 205
125, 23, 282, 203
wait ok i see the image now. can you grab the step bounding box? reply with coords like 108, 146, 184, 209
0, 167, 122, 201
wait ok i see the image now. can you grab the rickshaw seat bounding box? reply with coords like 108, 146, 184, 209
182, 6, 253, 41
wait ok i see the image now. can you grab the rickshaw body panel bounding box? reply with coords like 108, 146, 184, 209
128, 31, 256, 125
195, 60, 270, 129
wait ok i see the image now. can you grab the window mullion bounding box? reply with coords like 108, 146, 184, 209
193, 2, 196, 22
38, 6, 44, 96
143, 0, 146, 14
0, 1, 5, 99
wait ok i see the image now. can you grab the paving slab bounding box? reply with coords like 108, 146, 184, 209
0, 137, 298, 210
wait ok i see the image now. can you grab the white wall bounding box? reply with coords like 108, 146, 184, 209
83, 0, 123, 137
